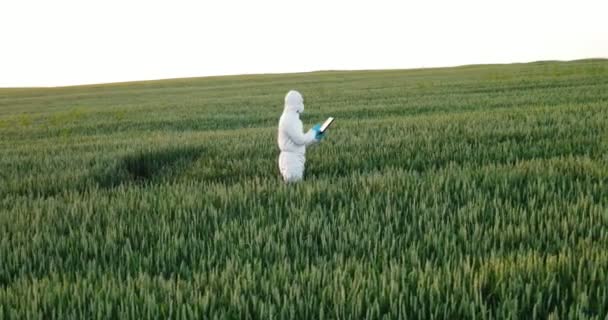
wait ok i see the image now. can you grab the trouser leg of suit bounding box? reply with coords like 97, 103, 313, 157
278, 151, 305, 183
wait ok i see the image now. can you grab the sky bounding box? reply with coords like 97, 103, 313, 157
1, 0, 607, 87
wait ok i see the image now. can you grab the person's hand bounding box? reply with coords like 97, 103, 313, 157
315, 131, 326, 140
311, 124, 325, 140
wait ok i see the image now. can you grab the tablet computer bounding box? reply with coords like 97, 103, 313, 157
320, 117, 334, 133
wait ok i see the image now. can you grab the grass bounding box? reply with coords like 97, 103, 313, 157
1, 59, 608, 318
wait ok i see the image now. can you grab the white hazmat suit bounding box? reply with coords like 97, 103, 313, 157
277, 90, 320, 182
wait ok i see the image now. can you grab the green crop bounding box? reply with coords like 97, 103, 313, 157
1, 59, 607, 319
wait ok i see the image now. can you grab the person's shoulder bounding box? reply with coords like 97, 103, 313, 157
280, 112, 299, 121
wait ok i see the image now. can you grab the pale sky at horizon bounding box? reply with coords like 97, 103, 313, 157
1, 0, 607, 87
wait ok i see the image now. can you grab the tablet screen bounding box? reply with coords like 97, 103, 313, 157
320, 117, 334, 133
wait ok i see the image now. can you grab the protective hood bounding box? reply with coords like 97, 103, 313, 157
284, 90, 304, 114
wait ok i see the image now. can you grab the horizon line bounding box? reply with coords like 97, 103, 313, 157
1, 57, 606, 90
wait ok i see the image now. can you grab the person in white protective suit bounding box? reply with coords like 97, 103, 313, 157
277, 90, 325, 182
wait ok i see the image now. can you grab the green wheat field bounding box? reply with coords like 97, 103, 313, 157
1, 59, 607, 319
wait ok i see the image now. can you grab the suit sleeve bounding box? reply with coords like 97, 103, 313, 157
285, 119, 316, 146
